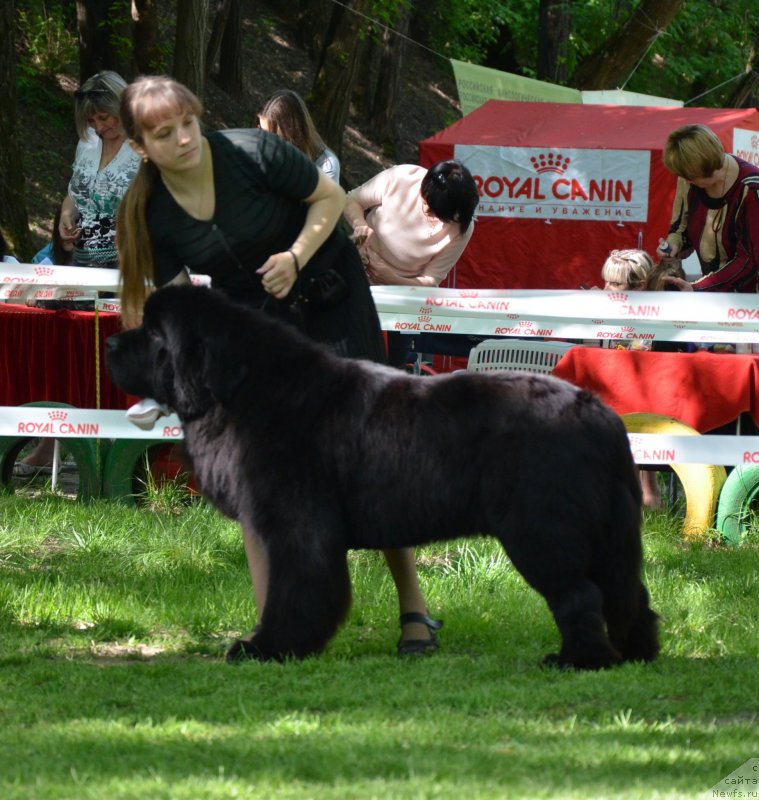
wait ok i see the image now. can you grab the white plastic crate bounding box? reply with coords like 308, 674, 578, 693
466, 339, 576, 374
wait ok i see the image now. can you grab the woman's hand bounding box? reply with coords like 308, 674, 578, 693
58, 195, 82, 244
657, 238, 681, 263
256, 251, 299, 299
350, 225, 373, 247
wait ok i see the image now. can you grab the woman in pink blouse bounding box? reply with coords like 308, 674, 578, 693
344, 160, 478, 287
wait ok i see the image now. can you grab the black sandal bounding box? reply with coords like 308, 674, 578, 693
397, 612, 443, 657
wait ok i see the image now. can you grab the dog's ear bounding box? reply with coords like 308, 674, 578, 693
202, 340, 250, 403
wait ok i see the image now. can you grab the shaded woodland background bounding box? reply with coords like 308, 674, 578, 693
1, 0, 758, 260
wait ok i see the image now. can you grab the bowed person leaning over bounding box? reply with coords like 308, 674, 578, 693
658, 124, 759, 292
116, 75, 441, 660
343, 160, 479, 366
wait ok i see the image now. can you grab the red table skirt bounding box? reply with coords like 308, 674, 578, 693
552, 347, 759, 433
0, 304, 131, 409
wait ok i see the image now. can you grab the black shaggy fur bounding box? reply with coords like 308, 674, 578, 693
106, 285, 659, 668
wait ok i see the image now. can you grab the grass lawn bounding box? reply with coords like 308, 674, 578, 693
0, 491, 757, 799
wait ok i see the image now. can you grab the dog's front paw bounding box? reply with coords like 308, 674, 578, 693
541, 652, 570, 670
225, 628, 264, 663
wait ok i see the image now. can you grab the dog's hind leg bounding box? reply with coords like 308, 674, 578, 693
606, 583, 660, 664
543, 580, 622, 670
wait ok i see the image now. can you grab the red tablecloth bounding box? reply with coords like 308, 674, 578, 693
0, 304, 131, 409
552, 347, 759, 433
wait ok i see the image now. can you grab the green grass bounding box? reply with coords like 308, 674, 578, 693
1, 492, 757, 799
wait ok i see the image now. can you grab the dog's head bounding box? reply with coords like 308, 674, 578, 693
106, 286, 251, 419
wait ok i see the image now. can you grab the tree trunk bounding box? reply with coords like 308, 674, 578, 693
309, 0, 370, 162
297, 0, 334, 59
0, 0, 33, 260
132, 0, 161, 74
217, 0, 242, 97
727, 26, 759, 107
536, 0, 571, 84
372, 2, 411, 157
76, 0, 132, 82
571, 0, 685, 90
173, 0, 210, 98
205, 0, 232, 79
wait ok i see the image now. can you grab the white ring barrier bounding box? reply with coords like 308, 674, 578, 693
5, 262, 759, 343
2, 405, 759, 464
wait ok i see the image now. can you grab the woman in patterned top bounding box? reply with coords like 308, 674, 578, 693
658, 124, 759, 292
117, 75, 440, 660
60, 70, 140, 268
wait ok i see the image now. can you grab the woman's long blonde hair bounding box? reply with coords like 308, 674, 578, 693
116, 76, 203, 328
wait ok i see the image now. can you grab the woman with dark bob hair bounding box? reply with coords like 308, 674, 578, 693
344, 160, 479, 287
115, 75, 440, 660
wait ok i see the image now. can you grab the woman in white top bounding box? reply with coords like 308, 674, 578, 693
344, 160, 478, 287
60, 70, 140, 268
257, 89, 340, 184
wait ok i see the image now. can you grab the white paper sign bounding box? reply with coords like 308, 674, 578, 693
454, 144, 650, 222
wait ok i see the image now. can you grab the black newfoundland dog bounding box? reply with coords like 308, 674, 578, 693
106, 285, 659, 669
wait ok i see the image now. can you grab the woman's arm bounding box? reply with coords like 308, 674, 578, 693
659, 177, 692, 261
58, 194, 81, 244
343, 169, 393, 246
256, 169, 346, 299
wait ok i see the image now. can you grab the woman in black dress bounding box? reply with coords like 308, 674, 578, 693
116, 76, 440, 658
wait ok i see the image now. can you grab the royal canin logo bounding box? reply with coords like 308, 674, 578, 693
34, 266, 55, 276
529, 153, 571, 174
607, 292, 628, 303
48, 410, 67, 421
622, 326, 634, 333
419, 315, 432, 323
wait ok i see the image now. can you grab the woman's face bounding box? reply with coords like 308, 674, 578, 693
88, 111, 123, 141
136, 111, 203, 172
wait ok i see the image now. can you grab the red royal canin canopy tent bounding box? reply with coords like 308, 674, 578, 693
419, 101, 759, 290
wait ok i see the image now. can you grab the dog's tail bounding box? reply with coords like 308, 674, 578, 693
598, 466, 660, 664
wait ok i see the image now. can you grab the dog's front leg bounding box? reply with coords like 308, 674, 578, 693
226, 521, 352, 662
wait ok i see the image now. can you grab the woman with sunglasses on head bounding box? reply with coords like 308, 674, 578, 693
60, 70, 141, 268
658, 124, 759, 292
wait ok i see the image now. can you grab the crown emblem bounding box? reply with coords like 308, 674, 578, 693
34, 266, 54, 276
48, 410, 68, 421
507, 313, 519, 320
530, 153, 571, 174
673, 322, 686, 329
419, 315, 431, 323
460, 290, 479, 298
606, 292, 628, 302
591, 319, 606, 325
628, 434, 645, 448
622, 326, 634, 333
752, 135, 759, 149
